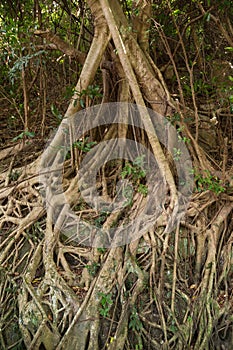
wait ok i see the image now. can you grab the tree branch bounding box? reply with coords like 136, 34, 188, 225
34, 29, 86, 64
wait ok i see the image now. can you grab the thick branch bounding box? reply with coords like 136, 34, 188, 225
132, 0, 151, 52
34, 30, 87, 64
99, 0, 178, 212
64, 0, 111, 117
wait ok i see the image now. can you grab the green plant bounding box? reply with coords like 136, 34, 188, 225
65, 137, 97, 160
121, 184, 134, 207
167, 112, 181, 124
11, 340, 25, 350
173, 147, 182, 161
129, 305, 144, 349
73, 137, 97, 152
25, 224, 43, 243
177, 126, 190, 143
94, 211, 109, 227
129, 306, 143, 332
135, 343, 143, 350
230, 97, 233, 113
182, 75, 212, 97
225, 47, 233, 52
99, 292, 113, 317
97, 247, 107, 254
72, 85, 102, 107
9, 50, 45, 84
51, 104, 63, 122
9, 170, 21, 181
12, 130, 35, 142
85, 262, 100, 276
5, 284, 18, 293
121, 156, 146, 181
137, 184, 148, 196
194, 170, 225, 194
120, 156, 148, 197
169, 318, 178, 333
73, 198, 86, 211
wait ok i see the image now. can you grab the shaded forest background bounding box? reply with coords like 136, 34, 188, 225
0, 0, 233, 349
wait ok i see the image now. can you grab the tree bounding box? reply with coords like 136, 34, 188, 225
0, 0, 233, 349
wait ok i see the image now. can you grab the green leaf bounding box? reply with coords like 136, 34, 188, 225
225, 47, 233, 52
25, 131, 35, 138
138, 184, 148, 196
12, 130, 35, 142
51, 104, 62, 121
80, 99, 85, 108
12, 132, 24, 141
173, 9, 180, 16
